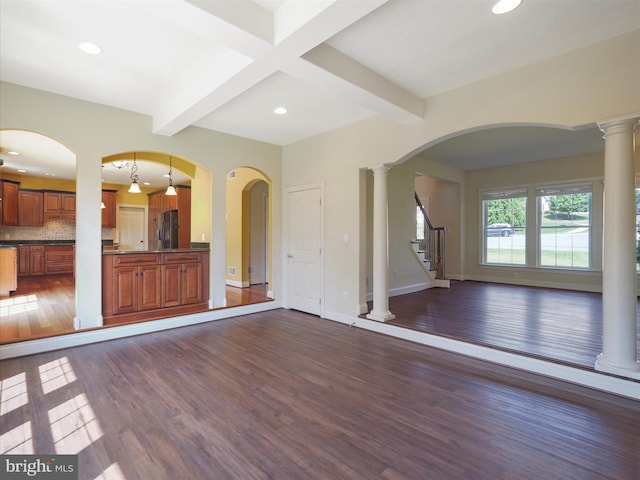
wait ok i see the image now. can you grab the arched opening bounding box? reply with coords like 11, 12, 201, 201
225, 167, 273, 301
0, 129, 78, 343
101, 152, 196, 251
360, 122, 616, 371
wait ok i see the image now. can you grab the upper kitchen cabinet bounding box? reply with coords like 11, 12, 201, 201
101, 190, 117, 228
1, 180, 20, 226
44, 191, 76, 221
18, 190, 44, 226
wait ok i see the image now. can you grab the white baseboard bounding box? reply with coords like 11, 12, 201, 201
226, 279, 250, 288
366, 282, 431, 302
465, 274, 602, 293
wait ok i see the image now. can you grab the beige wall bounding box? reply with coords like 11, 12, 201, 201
463, 152, 605, 291
0, 81, 282, 328
1, 29, 638, 333
283, 30, 639, 319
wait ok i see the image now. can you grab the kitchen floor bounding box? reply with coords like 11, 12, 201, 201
0, 278, 272, 344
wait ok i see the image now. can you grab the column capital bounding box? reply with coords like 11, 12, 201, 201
370, 164, 391, 175
597, 113, 639, 134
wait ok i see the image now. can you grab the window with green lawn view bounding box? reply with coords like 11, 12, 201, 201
537, 183, 592, 269
482, 188, 527, 265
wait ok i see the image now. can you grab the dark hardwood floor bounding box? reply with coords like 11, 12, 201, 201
1, 309, 638, 479
2, 277, 638, 377
383, 281, 640, 371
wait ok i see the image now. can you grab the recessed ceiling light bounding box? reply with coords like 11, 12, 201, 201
274, 107, 287, 115
7, 151, 20, 155
143, 182, 151, 186
78, 42, 103, 55
492, 0, 522, 14
17, 169, 27, 173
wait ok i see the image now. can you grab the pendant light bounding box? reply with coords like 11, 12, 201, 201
128, 153, 141, 193
165, 156, 177, 196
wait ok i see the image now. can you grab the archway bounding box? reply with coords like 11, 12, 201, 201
225, 167, 273, 296
0, 129, 77, 343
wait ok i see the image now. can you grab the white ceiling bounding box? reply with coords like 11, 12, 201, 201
1, 0, 638, 180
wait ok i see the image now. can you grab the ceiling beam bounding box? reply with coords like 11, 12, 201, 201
153, 0, 422, 137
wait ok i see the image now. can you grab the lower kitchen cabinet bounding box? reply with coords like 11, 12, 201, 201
162, 252, 203, 307
102, 250, 209, 325
17, 246, 30, 276
44, 245, 74, 275
29, 246, 45, 276
17, 244, 74, 276
113, 264, 162, 314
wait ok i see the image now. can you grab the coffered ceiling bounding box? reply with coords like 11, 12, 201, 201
1, 0, 638, 178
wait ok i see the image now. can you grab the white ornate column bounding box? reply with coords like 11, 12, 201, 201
595, 116, 640, 379
367, 164, 395, 322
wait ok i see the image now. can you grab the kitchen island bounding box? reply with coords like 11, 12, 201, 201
0, 246, 18, 297
102, 247, 209, 326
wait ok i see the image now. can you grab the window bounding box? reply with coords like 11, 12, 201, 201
537, 183, 592, 269
482, 188, 527, 265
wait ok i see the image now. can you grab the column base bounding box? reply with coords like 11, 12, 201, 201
366, 311, 395, 322
594, 353, 640, 379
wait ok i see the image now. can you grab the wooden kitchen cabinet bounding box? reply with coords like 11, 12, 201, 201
44, 245, 74, 275
44, 191, 75, 221
162, 252, 203, 307
102, 250, 209, 325
107, 253, 162, 315
18, 190, 44, 226
101, 190, 117, 228
28, 245, 45, 276
17, 246, 30, 276
1, 180, 19, 226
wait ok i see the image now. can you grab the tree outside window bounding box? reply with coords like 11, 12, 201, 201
537, 184, 592, 269
482, 189, 527, 265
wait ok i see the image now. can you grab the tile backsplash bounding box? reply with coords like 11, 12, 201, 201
0, 221, 114, 241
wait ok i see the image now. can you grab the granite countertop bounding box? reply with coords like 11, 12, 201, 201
0, 240, 76, 246
103, 247, 209, 255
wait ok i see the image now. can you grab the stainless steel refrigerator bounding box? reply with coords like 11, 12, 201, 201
160, 209, 179, 249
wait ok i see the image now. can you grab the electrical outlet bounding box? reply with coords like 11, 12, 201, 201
342, 291, 349, 301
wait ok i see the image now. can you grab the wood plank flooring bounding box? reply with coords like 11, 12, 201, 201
1, 309, 638, 480
0, 277, 272, 344
384, 281, 640, 370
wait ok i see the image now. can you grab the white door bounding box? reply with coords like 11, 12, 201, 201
287, 186, 322, 315
118, 206, 146, 251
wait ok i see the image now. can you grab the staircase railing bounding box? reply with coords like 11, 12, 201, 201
415, 192, 446, 279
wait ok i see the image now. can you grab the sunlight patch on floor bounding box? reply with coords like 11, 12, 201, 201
48, 393, 103, 454
0, 420, 33, 454
0, 371, 28, 415
39, 357, 77, 394
0, 294, 40, 315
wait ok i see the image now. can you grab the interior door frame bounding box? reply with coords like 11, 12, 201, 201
116, 204, 148, 251
284, 183, 324, 316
